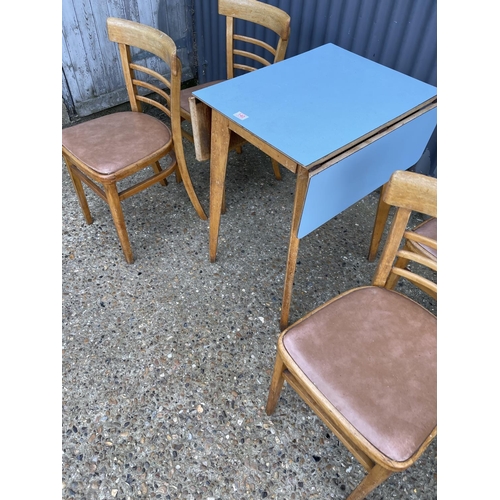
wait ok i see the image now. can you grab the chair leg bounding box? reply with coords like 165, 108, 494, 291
174, 164, 182, 183
266, 352, 286, 415
167, 152, 182, 183
104, 183, 134, 264
271, 158, 281, 180
346, 464, 393, 500
63, 155, 93, 225
173, 145, 207, 220
152, 161, 168, 186
368, 183, 390, 262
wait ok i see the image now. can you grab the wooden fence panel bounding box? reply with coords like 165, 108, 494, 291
62, 0, 195, 118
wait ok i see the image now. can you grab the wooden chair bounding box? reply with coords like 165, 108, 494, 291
368, 181, 437, 295
180, 0, 291, 180
266, 170, 437, 500
62, 17, 207, 264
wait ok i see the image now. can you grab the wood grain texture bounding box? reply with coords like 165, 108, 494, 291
62, 0, 195, 117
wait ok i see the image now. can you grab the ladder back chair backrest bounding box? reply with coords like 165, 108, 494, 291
107, 19, 182, 154
62, 18, 206, 264
180, 0, 291, 180
372, 171, 437, 296
219, 0, 291, 78
368, 176, 437, 258
368, 172, 437, 297
266, 170, 437, 499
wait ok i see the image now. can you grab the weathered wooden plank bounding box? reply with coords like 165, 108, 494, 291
70, 0, 110, 97
62, 0, 195, 118
62, 0, 95, 103
62, 35, 80, 115
88, 0, 123, 91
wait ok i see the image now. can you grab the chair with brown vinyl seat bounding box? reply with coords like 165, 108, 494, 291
180, 0, 291, 180
266, 170, 437, 499
62, 17, 207, 264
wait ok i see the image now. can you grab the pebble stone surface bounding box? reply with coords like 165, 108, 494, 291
62, 106, 437, 500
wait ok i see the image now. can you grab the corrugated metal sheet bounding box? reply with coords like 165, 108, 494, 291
193, 0, 436, 85
192, 0, 437, 174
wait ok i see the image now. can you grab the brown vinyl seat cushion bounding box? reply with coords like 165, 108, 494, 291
62, 112, 171, 175
412, 217, 437, 259
282, 286, 436, 463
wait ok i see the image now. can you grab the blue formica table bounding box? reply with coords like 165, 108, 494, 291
193, 43, 437, 329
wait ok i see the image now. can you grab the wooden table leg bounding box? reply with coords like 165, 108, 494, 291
367, 182, 390, 262
209, 110, 231, 262
280, 167, 310, 330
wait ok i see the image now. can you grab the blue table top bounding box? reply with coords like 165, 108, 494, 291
193, 43, 437, 168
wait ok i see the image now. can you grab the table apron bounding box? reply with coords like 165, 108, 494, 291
226, 120, 299, 173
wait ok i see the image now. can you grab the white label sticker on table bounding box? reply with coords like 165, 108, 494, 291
233, 111, 248, 120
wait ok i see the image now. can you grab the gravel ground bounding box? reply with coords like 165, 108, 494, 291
62, 107, 437, 500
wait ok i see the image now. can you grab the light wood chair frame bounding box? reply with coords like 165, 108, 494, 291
266, 170, 437, 500
182, 0, 291, 181
368, 180, 437, 297
62, 18, 207, 264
